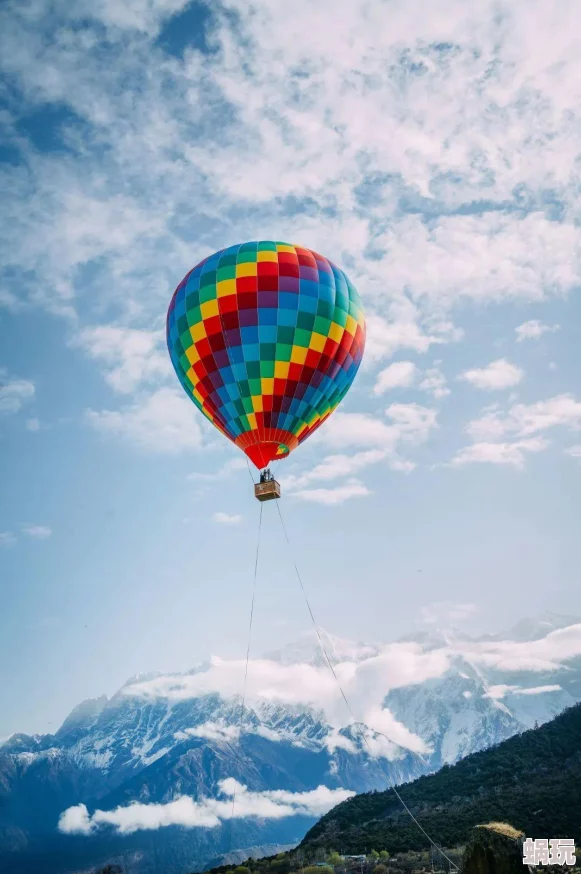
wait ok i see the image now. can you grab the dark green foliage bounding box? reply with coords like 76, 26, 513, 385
302, 704, 581, 854
203, 705, 581, 874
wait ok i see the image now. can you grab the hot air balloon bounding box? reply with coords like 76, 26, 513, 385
166, 241, 365, 499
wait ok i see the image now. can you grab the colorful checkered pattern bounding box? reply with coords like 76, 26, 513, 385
166, 241, 366, 469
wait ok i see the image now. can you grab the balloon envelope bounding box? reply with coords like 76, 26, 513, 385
167, 241, 365, 469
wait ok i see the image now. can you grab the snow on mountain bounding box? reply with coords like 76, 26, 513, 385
478, 612, 581, 643
3, 614, 581, 874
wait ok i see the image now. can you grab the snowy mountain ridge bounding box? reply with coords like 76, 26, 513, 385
2, 614, 581, 874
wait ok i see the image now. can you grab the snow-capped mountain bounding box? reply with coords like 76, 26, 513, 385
2, 615, 581, 874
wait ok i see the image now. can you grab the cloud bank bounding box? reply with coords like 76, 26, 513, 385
59, 779, 354, 835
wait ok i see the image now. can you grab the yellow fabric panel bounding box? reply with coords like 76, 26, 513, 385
200, 299, 219, 319
345, 314, 357, 336
190, 322, 206, 342
236, 262, 258, 277
309, 332, 326, 352
290, 346, 308, 364
328, 322, 343, 342
217, 279, 237, 297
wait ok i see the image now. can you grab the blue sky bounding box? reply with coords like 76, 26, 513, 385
1, 0, 581, 739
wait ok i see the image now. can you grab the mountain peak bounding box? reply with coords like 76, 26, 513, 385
480, 612, 581, 643
56, 694, 109, 737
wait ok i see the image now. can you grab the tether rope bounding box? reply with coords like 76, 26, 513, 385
226, 500, 263, 855
273, 499, 461, 873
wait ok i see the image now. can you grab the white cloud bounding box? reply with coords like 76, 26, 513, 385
323, 728, 357, 755
310, 406, 436, 453
485, 684, 563, 699
456, 624, 581, 673
371, 362, 450, 400
419, 367, 450, 400
566, 445, 581, 458
124, 643, 450, 748
180, 722, 238, 742
364, 312, 461, 367
515, 685, 563, 696
21, 525, 52, 539
386, 403, 438, 444
0, 531, 16, 548
58, 780, 355, 836
76, 325, 172, 394
188, 458, 247, 482
451, 438, 548, 469
299, 404, 436, 490
315, 413, 398, 451
509, 395, 581, 436
4, 0, 581, 341
86, 387, 204, 453
467, 394, 581, 441
282, 450, 388, 491
77, 0, 192, 35
0, 375, 35, 415
292, 479, 372, 505
515, 320, 560, 342
363, 707, 430, 756
459, 359, 524, 391
373, 361, 417, 395
25, 418, 40, 431
212, 512, 242, 525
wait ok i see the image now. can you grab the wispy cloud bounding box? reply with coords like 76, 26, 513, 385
122, 644, 450, 747
0, 531, 17, 548
282, 450, 388, 491
292, 479, 372, 505
188, 458, 247, 482
212, 512, 242, 525
21, 525, 52, 539
0, 374, 35, 415
75, 326, 172, 394
419, 367, 450, 400
485, 684, 563, 700
373, 361, 417, 395
515, 320, 560, 342
467, 395, 581, 441
451, 438, 548, 469
58, 780, 354, 836
86, 387, 204, 453
459, 359, 524, 391
4, 0, 581, 354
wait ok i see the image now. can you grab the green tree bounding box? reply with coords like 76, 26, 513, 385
378, 852, 389, 862
327, 853, 343, 867
367, 851, 379, 862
